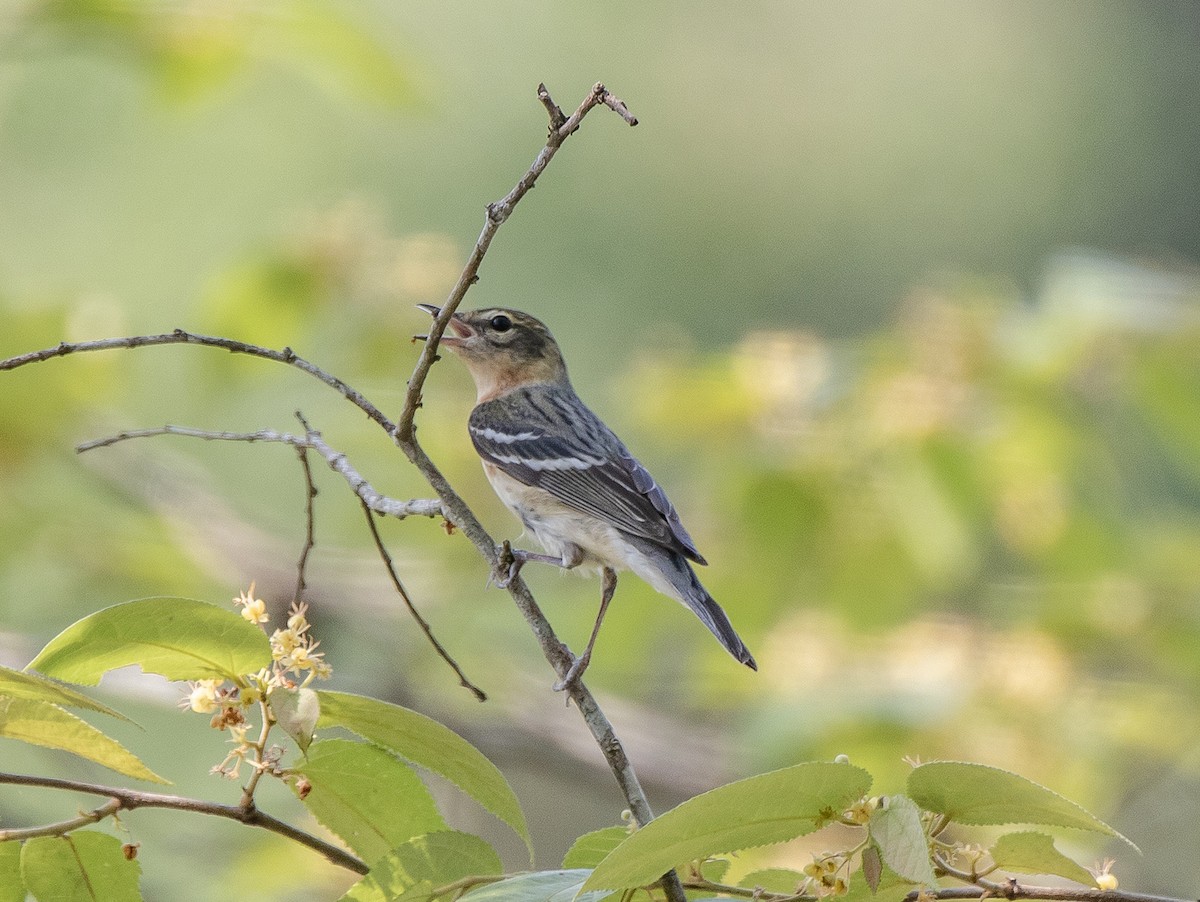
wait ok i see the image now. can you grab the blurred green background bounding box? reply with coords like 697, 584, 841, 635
2, 0, 1200, 898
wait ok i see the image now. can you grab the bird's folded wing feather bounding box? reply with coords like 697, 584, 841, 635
469, 391, 706, 564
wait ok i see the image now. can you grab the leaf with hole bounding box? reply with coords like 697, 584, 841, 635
29, 597, 271, 685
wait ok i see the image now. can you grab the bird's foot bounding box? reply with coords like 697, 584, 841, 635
552, 650, 591, 693
491, 541, 523, 589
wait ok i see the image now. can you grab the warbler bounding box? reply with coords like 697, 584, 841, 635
417, 304, 756, 688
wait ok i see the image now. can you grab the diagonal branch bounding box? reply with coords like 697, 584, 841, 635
396, 82, 637, 443
0, 771, 367, 874
3, 81, 685, 902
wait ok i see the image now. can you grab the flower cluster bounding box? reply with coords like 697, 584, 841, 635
802, 851, 850, 897
178, 584, 332, 779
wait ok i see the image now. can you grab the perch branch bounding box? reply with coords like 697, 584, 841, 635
3, 80, 685, 902
0, 772, 367, 874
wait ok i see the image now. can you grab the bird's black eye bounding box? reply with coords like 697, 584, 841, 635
489, 314, 512, 332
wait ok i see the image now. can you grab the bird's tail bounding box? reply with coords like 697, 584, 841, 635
637, 542, 756, 670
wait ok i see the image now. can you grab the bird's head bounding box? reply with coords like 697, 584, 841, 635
416, 305, 569, 401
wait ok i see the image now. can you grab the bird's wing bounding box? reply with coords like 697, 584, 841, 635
469, 389, 706, 564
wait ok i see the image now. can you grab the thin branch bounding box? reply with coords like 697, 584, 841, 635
292, 414, 319, 606
359, 497, 487, 702
395, 81, 638, 443
1, 331, 396, 436
389, 80, 688, 902
0, 772, 367, 874
6, 80, 685, 902
0, 798, 121, 842
76, 425, 447, 521
77, 422, 479, 697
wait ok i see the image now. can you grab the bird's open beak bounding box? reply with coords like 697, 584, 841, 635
414, 304, 474, 345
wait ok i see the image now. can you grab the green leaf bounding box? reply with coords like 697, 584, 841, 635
990, 831, 1097, 886
907, 762, 1135, 848
0, 665, 130, 722
20, 832, 141, 902
562, 826, 628, 869
0, 842, 23, 902
459, 869, 608, 902
340, 831, 500, 902
29, 598, 272, 686
292, 738, 445, 864
842, 865, 919, 902
317, 691, 530, 854
737, 869, 805, 894
584, 761, 872, 892
869, 795, 937, 885
270, 686, 319, 754
0, 697, 166, 783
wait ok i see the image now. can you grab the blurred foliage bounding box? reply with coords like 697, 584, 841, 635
1, 0, 1200, 898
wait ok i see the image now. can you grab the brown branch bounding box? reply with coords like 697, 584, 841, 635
292, 413, 319, 606
390, 81, 686, 902
76, 422, 480, 696
76, 425, 446, 521
395, 81, 637, 443
1, 331, 396, 436
359, 497, 487, 702
0, 771, 367, 874
5, 80, 685, 902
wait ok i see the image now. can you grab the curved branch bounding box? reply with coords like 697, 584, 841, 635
0, 772, 367, 874
1, 331, 396, 436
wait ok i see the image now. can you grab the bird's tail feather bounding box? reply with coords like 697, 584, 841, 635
652, 548, 756, 670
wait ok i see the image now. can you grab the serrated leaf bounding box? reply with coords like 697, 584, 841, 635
317, 691, 530, 854
737, 869, 806, 894
562, 826, 628, 869
292, 738, 445, 864
271, 686, 319, 754
29, 598, 272, 685
0, 697, 166, 783
907, 762, 1135, 849
861, 846, 883, 893
0, 665, 130, 722
584, 761, 872, 892
459, 869, 609, 902
990, 831, 1097, 886
20, 832, 141, 901
0, 842, 23, 902
869, 795, 936, 885
340, 831, 500, 902
842, 865, 919, 902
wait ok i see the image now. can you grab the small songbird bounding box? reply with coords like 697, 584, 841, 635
416, 304, 756, 689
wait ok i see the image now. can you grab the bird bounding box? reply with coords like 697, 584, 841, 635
416, 304, 756, 689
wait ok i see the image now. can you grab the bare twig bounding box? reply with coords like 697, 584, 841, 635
2, 331, 396, 435
292, 413, 319, 606
4, 81, 686, 902
76, 425, 446, 521
359, 497, 487, 702
395, 81, 638, 442
0, 772, 367, 874
389, 80, 687, 902
77, 422, 480, 695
